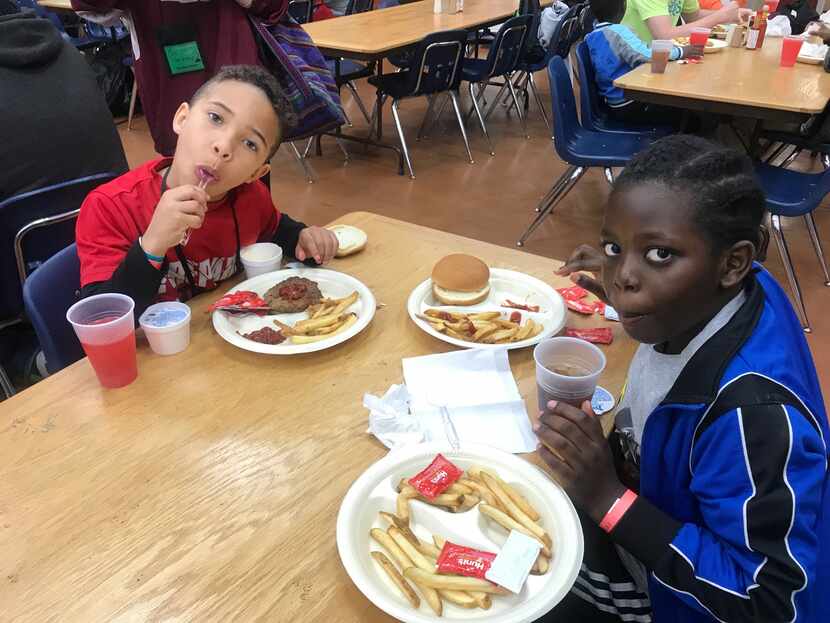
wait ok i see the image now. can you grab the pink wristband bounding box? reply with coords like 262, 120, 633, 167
599, 489, 637, 533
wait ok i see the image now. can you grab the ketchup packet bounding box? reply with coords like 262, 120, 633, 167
565, 327, 614, 345
556, 285, 589, 301
565, 299, 597, 315
208, 291, 267, 312
408, 454, 463, 499
592, 300, 606, 315
437, 541, 497, 579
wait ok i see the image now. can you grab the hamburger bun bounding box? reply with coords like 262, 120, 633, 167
431, 254, 491, 306
327, 225, 367, 258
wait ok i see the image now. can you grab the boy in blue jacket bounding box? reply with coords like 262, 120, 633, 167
585, 0, 701, 124
536, 135, 829, 622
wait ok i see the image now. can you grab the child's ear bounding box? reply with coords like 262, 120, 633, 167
720, 241, 756, 289
172, 102, 190, 137
246, 162, 271, 184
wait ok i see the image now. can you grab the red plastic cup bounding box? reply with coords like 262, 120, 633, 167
690, 28, 711, 47
765, 0, 780, 12
66, 293, 138, 388
780, 36, 803, 67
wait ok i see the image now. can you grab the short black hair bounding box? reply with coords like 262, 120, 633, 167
590, 0, 626, 24
613, 135, 766, 254
190, 65, 296, 160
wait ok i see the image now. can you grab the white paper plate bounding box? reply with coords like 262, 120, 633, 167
704, 38, 728, 53
211, 267, 375, 354
336, 443, 583, 623
407, 269, 566, 350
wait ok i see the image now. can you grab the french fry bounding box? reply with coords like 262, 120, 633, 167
479, 503, 551, 557
417, 540, 443, 560
404, 568, 509, 595
480, 473, 551, 548
439, 589, 477, 608
446, 482, 473, 496
531, 554, 550, 575
470, 468, 540, 521
458, 478, 498, 507
397, 480, 419, 498
371, 551, 421, 609
272, 318, 296, 335
293, 312, 345, 332
513, 318, 534, 342
424, 309, 464, 321
396, 493, 411, 523
457, 494, 480, 512
290, 313, 357, 344
472, 323, 500, 342
471, 592, 492, 609
483, 327, 518, 343
370, 528, 412, 571
433, 535, 446, 549
389, 528, 443, 616
329, 291, 359, 317
468, 311, 501, 321
378, 511, 409, 531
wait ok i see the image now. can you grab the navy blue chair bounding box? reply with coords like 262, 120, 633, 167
368, 30, 471, 178
287, 0, 314, 23
575, 42, 675, 137
15, 0, 112, 49
461, 14, 533, 154
755, 163, 830, 332
0, 173, 117, 326
22, 244, 85, 374
517, 56, 654, 246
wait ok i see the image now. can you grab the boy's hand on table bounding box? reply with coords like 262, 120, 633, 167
296, 226, 339, 265
143, 185, 208, 257
535, 400, 626, 525
555, 244, 608, 303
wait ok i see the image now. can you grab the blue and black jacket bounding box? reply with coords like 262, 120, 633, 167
610, 267, 829, 622
584, 22, 683, 106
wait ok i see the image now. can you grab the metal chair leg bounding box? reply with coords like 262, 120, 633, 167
770, 213, 811, 332
468, 81, 494, 156
780, 147, 802, 169
518, 166, 587, 246
506, 76, 530, 139
604, 168, 615, 186
335, 137, 350, 162
804, 212, 830, 286
527, 72, 550, 132
345, 81, 372, 125
127, 70, 138, 131
534, 171, 573, 213
289, 142, 316, 184
391, 100, 415, 179
303, 136, 315, 158
0, 365, 15, 399
822, 153, 830, 169
449, 91, 474, 165
417, 94, 439, 141
763, 141, 786, 163
483, 80, 510, 122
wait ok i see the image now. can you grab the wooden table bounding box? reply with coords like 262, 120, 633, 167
37, 0, 73, 10
614, 38, 830, 123
0, 212, 634, 622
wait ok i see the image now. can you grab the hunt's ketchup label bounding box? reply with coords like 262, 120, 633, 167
408, 454, 463, 499
565, 327, 613, 345
437, 542, 497, 579
566, 299, 597, 315
556, 285, 589, 301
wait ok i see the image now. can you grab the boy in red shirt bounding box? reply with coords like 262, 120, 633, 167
76, 64, 338, 317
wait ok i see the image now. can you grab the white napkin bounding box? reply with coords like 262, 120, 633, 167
365, 349, 538, 454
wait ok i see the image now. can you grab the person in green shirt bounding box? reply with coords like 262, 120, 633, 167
622, 0, 750, 44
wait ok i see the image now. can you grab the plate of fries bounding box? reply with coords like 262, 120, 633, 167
211, 267, 375, 354
336, 443, 583, 622
407, 269, 566, 350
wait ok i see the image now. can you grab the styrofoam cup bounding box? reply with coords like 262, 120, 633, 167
534, 337, 606, 409
139, 301, 191, 355
240, 242, 282, 279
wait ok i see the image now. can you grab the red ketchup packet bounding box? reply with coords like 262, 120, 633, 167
407, 454, 463, 499
208, 290, 267, 312
437, 542, 498, 579
565, 327, 614, 345
556, 285, 589, 301
592, 300, 606, 315
565, 298, 597, 315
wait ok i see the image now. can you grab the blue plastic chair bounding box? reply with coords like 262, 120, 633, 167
0, 173, 117, 325
22, 244, 85, 374
575, 42, 675, 137
517, 56, 654, 246
461, 14, 533, 153
287, 0, 314, 23
15, 0, 113, 48
368, 30, 471, 178
755, 162, 830, 332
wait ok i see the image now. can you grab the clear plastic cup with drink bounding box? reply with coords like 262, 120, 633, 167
66, 293, 138, 388
651, 40, 673, 74
690, 27, 711, 48
780, 35, 804, 67
534, 336, 607, 413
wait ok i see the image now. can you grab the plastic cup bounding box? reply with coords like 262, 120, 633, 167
534, 337, 607, 411
765, 0, 779, 12
651, 40, 673, 74
66, 293, 137, 388
139, 301, 191, 356
240, 242, 282, 279
780, 36, 803, 67
690, 27, 711, 47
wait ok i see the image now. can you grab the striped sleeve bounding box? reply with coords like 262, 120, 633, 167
612, 396, 826, 622
606, 24, 682, 67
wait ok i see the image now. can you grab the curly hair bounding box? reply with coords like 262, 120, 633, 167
613, 135, 767, 254
190, 65, 297, 160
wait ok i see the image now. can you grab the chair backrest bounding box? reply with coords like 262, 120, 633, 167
577, 3, 596, 38
575, 41, 604, 128
485, 14, 533, 77
548, 56, 582, 161
519, 0, 543, 53
345, 0, 373, 15
22, 243, 84, 374
548, 4, 581, 57
0, 172, 116, 322
287, 0, 314, 23
402, 29, 469, 97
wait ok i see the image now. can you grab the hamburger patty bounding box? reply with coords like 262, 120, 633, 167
264, 277, 322, 313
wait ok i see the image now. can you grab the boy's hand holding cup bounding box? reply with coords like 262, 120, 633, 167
142, 185, 208, 257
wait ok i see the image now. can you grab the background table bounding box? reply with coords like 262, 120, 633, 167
614, 38, 830, 123
0, 212, 634, 622
37, 0, 73, 10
